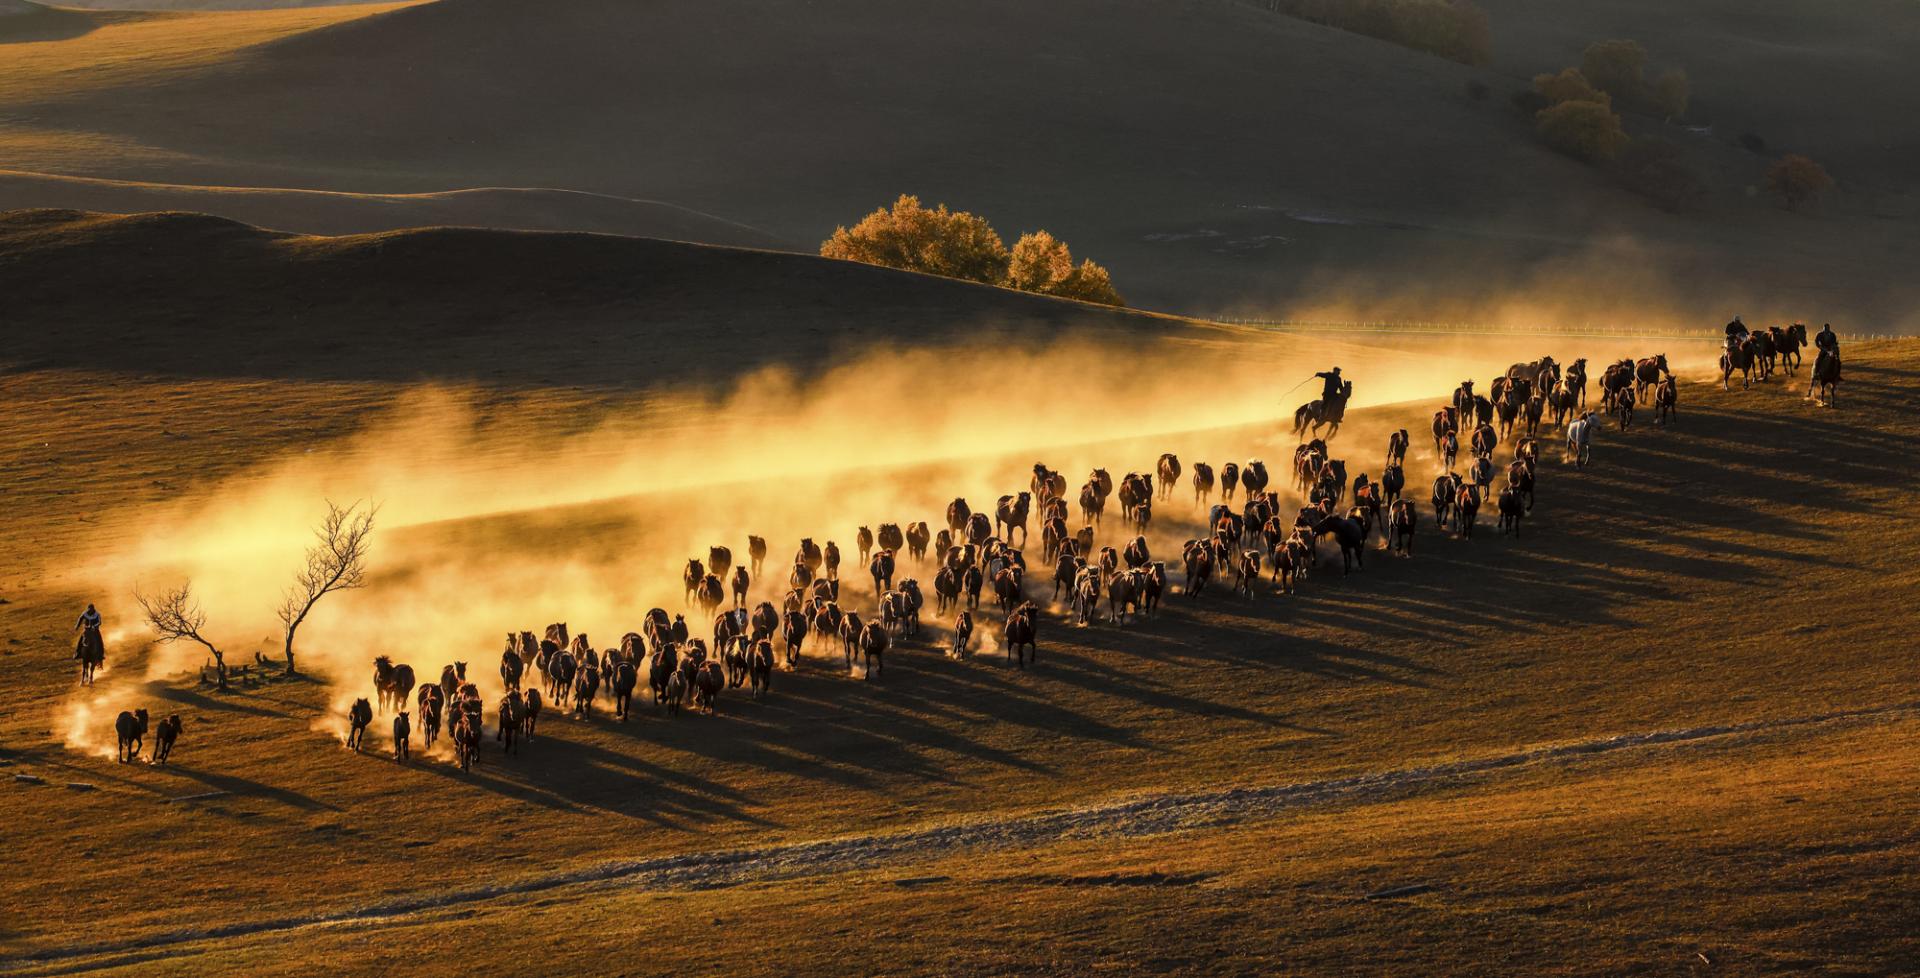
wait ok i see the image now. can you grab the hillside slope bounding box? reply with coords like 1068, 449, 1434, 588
2, 0, 1911, 324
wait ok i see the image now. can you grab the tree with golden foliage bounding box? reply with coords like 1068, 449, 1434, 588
1580, 39, 1647, 101
1532, 67, 1608, 108
1651, 68, 1689, 120
1765, 155, 1833, 211
820, 195, 1009, 285
1006, 231, 1124, 306
1536, 99, 1628, 161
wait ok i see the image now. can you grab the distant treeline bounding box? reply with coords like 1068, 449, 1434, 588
1244, 0, 1492, 66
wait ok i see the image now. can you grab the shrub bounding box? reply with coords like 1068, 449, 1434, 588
1616, 138, 1706, 212
1536, 99, 1628, 161
820, 195, 1009, 284
1765, 154, 1833, 210
1387, 0, 1492, 67
1533, 67, 1609, 108
1465, 78, 1489, 101
1007, 231, 1124, 306
1580, 39, 1647, 101
1651, 68, 1689, 120
1738, 131, 1767, 154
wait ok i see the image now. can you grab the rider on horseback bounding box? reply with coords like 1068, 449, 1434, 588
75, 603, 101, 632
1815, 323, 1839, 357
1314, 367, 1343, 403
1725, 316, 1749, 343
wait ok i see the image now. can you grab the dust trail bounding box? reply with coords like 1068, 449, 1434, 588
60, 330, 1687, 752
9, 700, 1913, 974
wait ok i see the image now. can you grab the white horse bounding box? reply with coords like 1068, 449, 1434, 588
1565, 412, 1597, 467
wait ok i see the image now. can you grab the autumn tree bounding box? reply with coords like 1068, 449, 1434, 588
1006, 231, 1124, 306
1581, 39, 1648, 102
1765, 154, 1833, 211
820, 195, 1009, 285
1651, 68, 1689, 120
276, 500, 376, 675
1532, 67, 1609, 108
1536, 99, 1628, 161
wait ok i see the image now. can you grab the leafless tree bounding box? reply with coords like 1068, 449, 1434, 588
137, 582, 226, 688
276, 500, 377, 675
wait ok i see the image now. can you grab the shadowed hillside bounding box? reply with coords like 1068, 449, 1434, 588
2, 0, 1914, 324
0, 209, 1202, 385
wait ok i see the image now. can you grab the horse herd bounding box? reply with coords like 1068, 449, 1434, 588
102, 344, 1797, 769
301, 352, 1706, 771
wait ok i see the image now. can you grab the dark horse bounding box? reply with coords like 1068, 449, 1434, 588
75, 625, 105, 686
1293, 381, 1353, 439
1810, 349, 1842, 406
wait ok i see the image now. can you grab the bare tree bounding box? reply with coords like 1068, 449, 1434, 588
276, 500, 377, 675
137, 581, 226, 688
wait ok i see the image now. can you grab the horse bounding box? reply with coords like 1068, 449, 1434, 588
1615, 384, 1637, 430
1810, 349, 1842, 406
1773, 323, 1806, 375
747, 535, 768, 576
1507, 356, 1559, 393
1003, 603, 1038, 668
1565, 359, 1589, 407
497, 691, 525, 752
451, 713, 479, 772
417, 684, 444, 749
1497, 484, 1526, 537
1633, 354, 1670, 400
1639, 373, 1670, 424
1566, 412, 1597, 467
1454, 484, 1481, 538
708, 545, 733, 583
856, 621, 890, 679
152, 714, 182, 764
115, 708, 150, 763
682, 559, 705, 605
345, 699, 372, 752
372, 655, 415, 714
1293, 383, 1352, 439
1431, 473, 1460, 527
1191, 462, 1215, 506
951, 611, 975, 658
1508, 459, 1535, 511
1156, 454, 1181, 500
1313, 514, 1366, 575
1471, 423, 1498, 460
1388, 500, 1417, 555
1386, 429, 1409, 466
748, 640, 774, 699
75, 625, 105, 686
1721, 337, 1756, 390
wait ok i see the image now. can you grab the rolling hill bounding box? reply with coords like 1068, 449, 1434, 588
1, 0, 1913, 325
0, 210, 1915, 974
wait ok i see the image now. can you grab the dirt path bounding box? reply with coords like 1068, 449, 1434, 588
9, 700, 1913, 975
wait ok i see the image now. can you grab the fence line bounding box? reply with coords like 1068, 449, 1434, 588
1209, 318, 1907, 342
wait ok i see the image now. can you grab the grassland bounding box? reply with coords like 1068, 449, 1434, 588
1, 214, 1915, 975
1, 0, 1914, 323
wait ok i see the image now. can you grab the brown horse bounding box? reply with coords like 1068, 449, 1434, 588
1156, 454, 1181, 500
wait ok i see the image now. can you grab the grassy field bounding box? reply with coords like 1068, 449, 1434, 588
0, 0, 1914, 324
1, 214, 1914, 974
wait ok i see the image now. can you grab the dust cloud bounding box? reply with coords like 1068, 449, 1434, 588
60, 329, 1701, 752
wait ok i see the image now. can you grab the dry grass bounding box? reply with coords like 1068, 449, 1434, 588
0, 0, 1914, 323
0, 216, 1915, 973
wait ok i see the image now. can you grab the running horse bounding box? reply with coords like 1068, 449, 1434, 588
75, 624, 106, 686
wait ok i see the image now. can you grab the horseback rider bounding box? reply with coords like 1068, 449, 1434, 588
75, 603, 101, 633
1815, 323, 1839, 358
1313, 367, 1344, 404
1725, 316, 1749, 343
